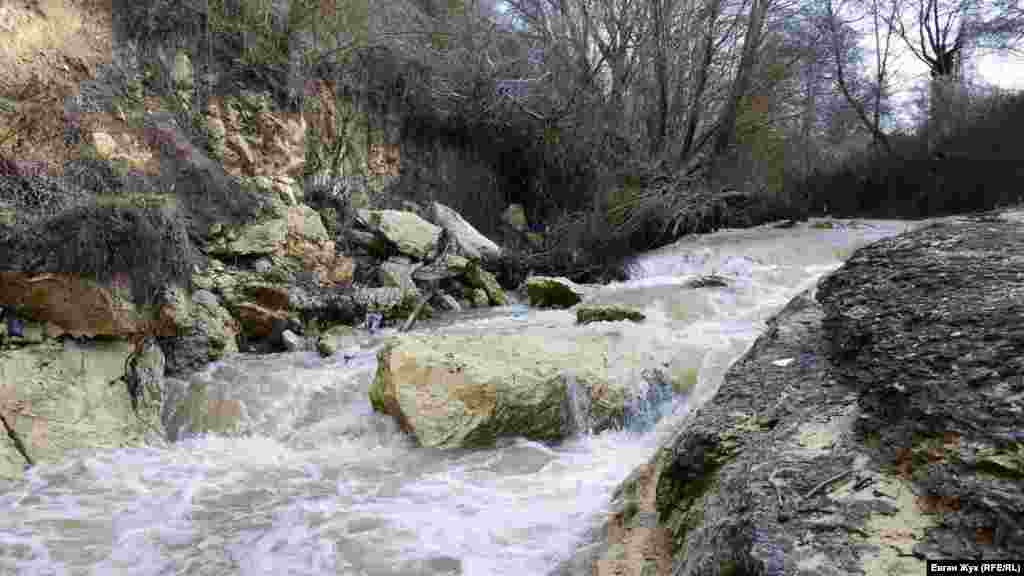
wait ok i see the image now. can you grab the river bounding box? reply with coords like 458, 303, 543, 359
0, 218, 923, 576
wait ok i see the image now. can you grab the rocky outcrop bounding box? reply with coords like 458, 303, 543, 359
0, 272, 155, 338
1, 337, 165, 480
370, 331, 630, 448
526, 276, 585, 309
567, 212, 1024, 576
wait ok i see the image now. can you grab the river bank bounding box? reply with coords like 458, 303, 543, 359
569, 208, 1024, 575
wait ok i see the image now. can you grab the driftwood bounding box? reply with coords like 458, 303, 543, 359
399, 229, 451, 333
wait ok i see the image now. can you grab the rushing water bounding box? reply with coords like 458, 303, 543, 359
0, 218, 923, 576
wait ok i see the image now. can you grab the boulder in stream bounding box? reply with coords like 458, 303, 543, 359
576, 305, 646, 325
1, 338, 165, 479
525, 276, 585, 308
369, 332, 630, 448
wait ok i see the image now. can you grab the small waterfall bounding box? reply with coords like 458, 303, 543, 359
561, 374, 593, 437
622, 369, 677, 434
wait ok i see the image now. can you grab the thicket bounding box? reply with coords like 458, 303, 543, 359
788, 89, 1024, 219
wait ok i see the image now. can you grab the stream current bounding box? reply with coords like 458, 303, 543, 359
0, 218, 922, 576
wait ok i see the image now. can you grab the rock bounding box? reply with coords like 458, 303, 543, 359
431, 202, 502, 264
412, 254, 469, 282
208, 217, 287, 256
226, 132, 256, 174
434, 292, 461, 312
353, 284, 419, 320
0, 339, 163, 480
469, 288, 489, 308
286, 204, 329, 242
281, 329, 302, 351
576, 305, 646, 325
316, 324, 361, 357
0, 272, 152, 338
233, 302, 288, 339
574, 211, 1024, 576
90, 131, 118, 158
282, 205, 354, 288
501, 203, 528, 232
356, 209, 442, 260
157, 288, 240, 375
369, 332, 629, 448
525, 276, 584, 308
172, 50, 194, 89
685, 274, 729, 289
464, 263, 507, 306
378, 258, 419, 293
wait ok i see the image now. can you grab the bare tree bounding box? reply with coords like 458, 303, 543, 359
713, 0, 775, 156
823, 0, 896, 154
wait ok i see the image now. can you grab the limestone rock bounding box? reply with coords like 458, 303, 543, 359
172, 50, 194, 88
0, 272, 151, 338
0, 339, 162, 480
525, 276, 584, 309
369, 332, 628, 448
469, 288, 489, 308
378, 258, 418, 294
316, 324, 361, 358
431, 202, 502, 264
356, 209, 442, 260
90, 131, 118, 159
576, 305, 646, 325
281, 329, 302, 352
233, 302, 288, 339
464, 263, 507, 306
208, 217, 287, 256
158, 288, 240, 375
501, 203, 528, 232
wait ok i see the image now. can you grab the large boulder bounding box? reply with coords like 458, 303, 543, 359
1, 338, 165, 480
369, 331, 630, 449
431, 202, 502, 265
569, 212, 1024, 576
525, 276, 585, 308
356, 209, 442, 260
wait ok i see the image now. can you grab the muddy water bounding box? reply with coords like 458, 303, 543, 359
0, 218, 922, 576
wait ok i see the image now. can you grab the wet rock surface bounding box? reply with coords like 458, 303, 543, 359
566, 211, 1024, 576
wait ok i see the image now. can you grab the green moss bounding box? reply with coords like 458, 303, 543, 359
655, 435, 739, 551
576, 305, 646, 325
623, 499, 641, 525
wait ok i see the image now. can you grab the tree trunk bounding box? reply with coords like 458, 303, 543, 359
713, 0, 770, 156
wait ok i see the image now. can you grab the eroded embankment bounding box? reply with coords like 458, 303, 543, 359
569, 210, 1024, 576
